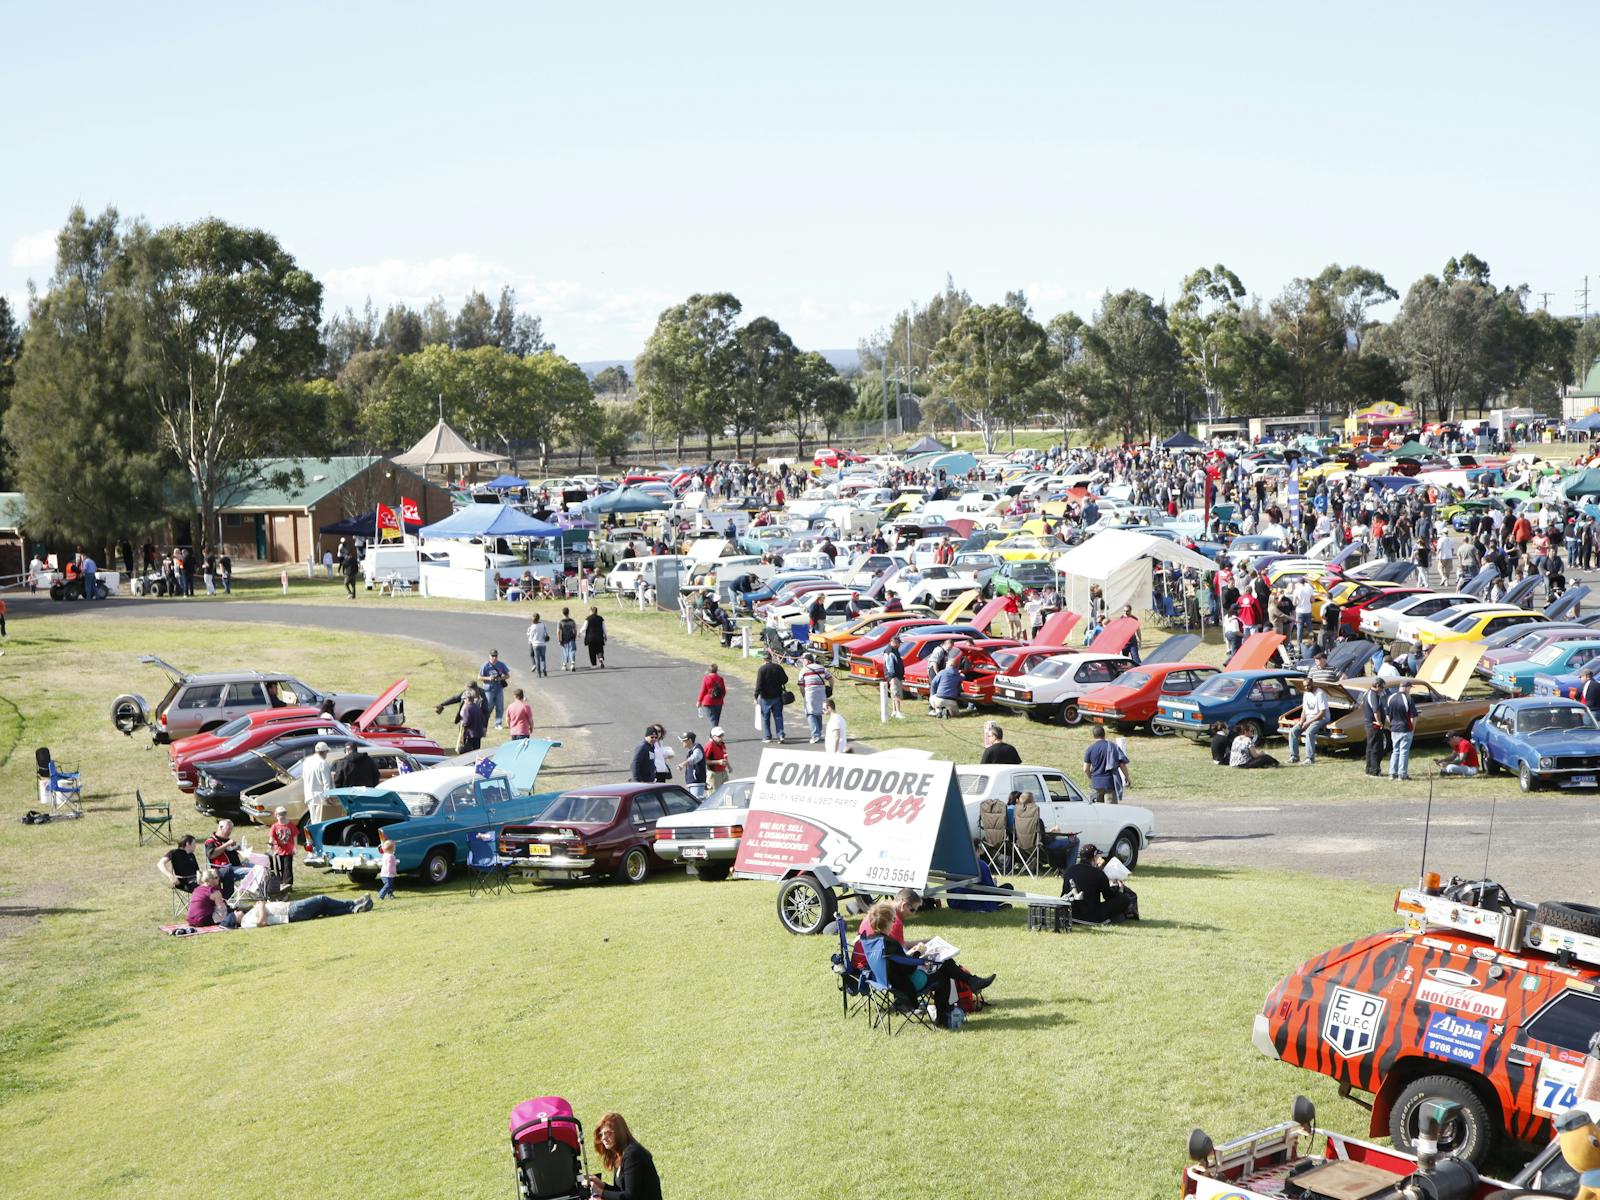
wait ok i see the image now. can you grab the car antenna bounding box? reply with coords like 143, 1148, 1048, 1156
1418, 774, 1434, 888
1483, 789, 1499, 881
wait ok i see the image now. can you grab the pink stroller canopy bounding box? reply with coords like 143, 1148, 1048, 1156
509, 1096, 580, 1150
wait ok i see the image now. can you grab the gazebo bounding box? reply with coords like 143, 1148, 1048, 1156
392, 419, 507, 475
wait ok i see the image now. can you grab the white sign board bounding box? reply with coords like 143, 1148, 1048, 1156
734, 750, 954, 891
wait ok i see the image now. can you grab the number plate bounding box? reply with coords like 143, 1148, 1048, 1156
682, 847, 708, 859
1574, 775, 1597, 787
528, 843, 552, 856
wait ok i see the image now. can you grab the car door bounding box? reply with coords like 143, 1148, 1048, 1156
1038, 771, 1099, 840
1068, 657, 1122, 699
1515, 988, 1600, 1115
475, 776, 512, 832
1247, 676, 1288, 720
222, 681, 271, 723
629, 793, 667, 856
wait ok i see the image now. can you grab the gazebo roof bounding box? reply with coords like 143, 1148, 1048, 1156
392, 419, 506, 468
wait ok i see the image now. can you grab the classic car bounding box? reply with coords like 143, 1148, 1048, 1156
1472, 696, 1600, 791
985, 559, 1057, 596
193, 730, 445, 820
167, 705, 349, 764
1153, 669, 1307, 742
312, 738, 561, 884
1078, 631, 1281, 734
111, 655, 404, 743
238, 741, 438, 826
987, 534, 1058, 562
803, 607, 936, 660
651, 777, 756, 880
902, 638, 1023, 699
1476, 623, 1596, 678
940, 643, 1080, 708
1489, 640, 1600, 696
847, 625, 983, 683
1356, 590, 1474, 641
1412, 605, 1546, 648
498, 782, 700, 884
886, 565, 979, 607
762, 588, 860, 631
1274, 643, 1487, 749
991, 652, 1134, 725
954, 762, 1154, 869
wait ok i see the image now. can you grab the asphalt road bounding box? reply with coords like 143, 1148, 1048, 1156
34, 595, 1600, 903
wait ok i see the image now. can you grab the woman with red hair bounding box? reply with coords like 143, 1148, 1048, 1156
587, 1112, 662, 1200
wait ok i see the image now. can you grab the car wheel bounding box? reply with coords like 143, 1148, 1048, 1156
346, 826, 377, 848
1148, 719, 1174, 738
1234, 718, 1265, 743
1389, 1075, 1493, 1165
48, 583, 63, 600
694, 861, 732, 882
776, 873, 837, 935
614, 846, 650, 884
1059, 700, 1082, 726
1518, 761, 1537, 793
1111, 828, 1140, 871
1475, 744, 1496, 776
420, 848, 452, 885
94, 582, 109, 600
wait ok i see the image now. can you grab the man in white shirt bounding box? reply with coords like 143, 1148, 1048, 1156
1287, 682, 1331, 765
237, 894, 371, 927
301, 742, 334, 865
1435, 530, 1456, 585
1291, 579, 1315, 655
823, 698, 850, 753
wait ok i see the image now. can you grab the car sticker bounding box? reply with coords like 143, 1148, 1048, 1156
1424, 1011, 1489, 1066
1323, 986, 1387, 1057
1536, 1057, 1584, 1115
1415, 975, 1507, 1020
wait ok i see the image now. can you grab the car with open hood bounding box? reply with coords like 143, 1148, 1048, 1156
1357, 590, 1475, 641
238, 741, 438, 827
1273, 643, 1488, 750
194, 731, 446, 821
1472, 696, 1600, 792
312, 737, 561, 885
991, 626, 1195, 725
110, 655, 403, 744
1490, 640, 1600, 696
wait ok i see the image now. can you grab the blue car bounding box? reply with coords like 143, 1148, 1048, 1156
1471, 697, 1600, 792
1152, 669, 1305, 743
312, 738, 561, 885
1489, 641, 1600, 696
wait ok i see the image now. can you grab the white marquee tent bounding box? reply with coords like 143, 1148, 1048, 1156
1052, 529, 1217, 617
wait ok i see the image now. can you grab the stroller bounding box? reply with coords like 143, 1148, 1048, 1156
509, 1096, 590, 1200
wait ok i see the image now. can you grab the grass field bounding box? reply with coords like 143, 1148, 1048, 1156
0, 612, 1402, 1199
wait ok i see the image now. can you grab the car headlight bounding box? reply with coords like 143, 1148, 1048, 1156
1540, 757, 1554, 769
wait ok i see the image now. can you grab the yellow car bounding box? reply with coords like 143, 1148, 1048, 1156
1413, 607, 1546, 648
990, 534, 1058, 562
1261, 560, 1333, 588
804, 606, 937, 656
1298, 462, 1350, 480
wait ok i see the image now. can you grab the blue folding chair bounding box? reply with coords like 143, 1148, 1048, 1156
37, 747, 82, 816
829, 916, 875, 1023
859, 933, 937, 1036
467, 831, 509, 897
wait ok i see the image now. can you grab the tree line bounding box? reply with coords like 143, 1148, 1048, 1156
854, 258, 1587, 450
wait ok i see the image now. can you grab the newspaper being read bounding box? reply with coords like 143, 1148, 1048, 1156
1104, 857, 1131, 883
918, 936, 960, 963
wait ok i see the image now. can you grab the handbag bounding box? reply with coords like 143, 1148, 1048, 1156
782, 689, 796, 706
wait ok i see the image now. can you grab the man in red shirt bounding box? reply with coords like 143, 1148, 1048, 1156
704, 727, 730, 792
1437, 730, 1480, 777
267, 806, 298, 887
506, 688, 533, 740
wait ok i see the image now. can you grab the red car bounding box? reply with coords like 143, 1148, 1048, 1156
848, 628, 980, 683
842, 617, 943, 657
1336, 585, 1430, 633
813, 447, 867, 469
169, 682, 438, 791
902, 639, 1024, 698
1077, 662, 1220, 733
168, 705, 337, 764
499, 783, 700, 884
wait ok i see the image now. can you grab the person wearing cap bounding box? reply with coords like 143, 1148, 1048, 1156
301, 741, 334, 864
1362, 677, 1390, 778
1386, 679, 1418, 781
267, 805, 298, 888
478, 649, 511, 730
679, 732, 708, 799
630, 727, 659, 783
705, 728, 731, 791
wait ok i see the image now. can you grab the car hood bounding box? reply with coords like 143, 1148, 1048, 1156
354, 679, 409, 731
1415, 642, 1485, 699
1512, 730, 1600, 752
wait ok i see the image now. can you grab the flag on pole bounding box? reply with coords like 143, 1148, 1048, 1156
376, 502, 403, 542
400, 496, 421, 525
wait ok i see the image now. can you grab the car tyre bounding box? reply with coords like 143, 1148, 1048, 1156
1059, 700, 1082, 726
1111, 828, 1140, 871
776, 872, 837, 936
694, 861, 732, 882
1234, 718, 1265, 743
1389, 1075, 1493, 1165
1476, 744, 1496, 776
420, 847, 452, 885
1533, 900, 1600, 938
1518, 761, 1537, 793
1148, 720, 1174, 738
614, 845, 650, 884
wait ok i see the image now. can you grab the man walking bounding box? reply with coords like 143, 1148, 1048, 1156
1386, 679, 1418, 781
341, 550, 358, 599
526, 613, 550, 677
754, 651, 788, 743
1082, 725, 1129, 804
679, 731, 708, 799
630, 727, 659, 782
505, 688, 532, 740
980, 722, 1021, 764
1291, 577, 1315, 656
705, 727, 730, 792
478, 650, 510, 729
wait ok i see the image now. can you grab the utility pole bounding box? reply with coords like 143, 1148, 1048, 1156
1579, 277, 1591, 322
1537, 291, 1552, 312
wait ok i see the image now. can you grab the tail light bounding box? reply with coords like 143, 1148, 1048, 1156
569, 842, 587, 856
654, 828, 675, 842
713, 825, 743, 839
158, 711, 168, 728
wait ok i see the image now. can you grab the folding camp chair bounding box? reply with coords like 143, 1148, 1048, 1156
761, 625, 802, 664
976, 797, 1010, 875
1012, 797, 1045, 877
36, 747, 83, 817
135, 787, 173, 845
859, 933, 937, 1035
467, 831, 509, 897
829, 916, 877, 1023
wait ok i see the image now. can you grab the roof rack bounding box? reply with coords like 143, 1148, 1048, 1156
1396, 885, 1600, 969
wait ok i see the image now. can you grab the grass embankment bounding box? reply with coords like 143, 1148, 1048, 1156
0, 612, 1398, 1199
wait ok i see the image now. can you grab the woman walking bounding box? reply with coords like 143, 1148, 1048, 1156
527, 612, 550, 677
583, 605, 607, 669
558, 607, 579, 672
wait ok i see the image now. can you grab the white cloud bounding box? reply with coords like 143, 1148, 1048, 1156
321, 253, 514, 306
10, 230, 56, 269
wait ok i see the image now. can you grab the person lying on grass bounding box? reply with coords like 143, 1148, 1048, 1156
229, 893, 373, 928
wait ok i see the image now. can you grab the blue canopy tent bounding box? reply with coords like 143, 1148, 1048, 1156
417, 504, 561, 540
1573, 413, 1600, 433
319, 510, 422, 536
579, 487, 670, 515
484, 473, 529, 490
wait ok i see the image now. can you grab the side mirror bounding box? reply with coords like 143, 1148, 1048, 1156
1292, 1095, 1316, 1130
1187, 1129, 1215, 1165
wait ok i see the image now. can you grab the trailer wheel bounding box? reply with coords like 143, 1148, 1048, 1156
777, 873, 836, 935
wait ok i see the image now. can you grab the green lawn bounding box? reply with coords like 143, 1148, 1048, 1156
0, 612, 1401, 1199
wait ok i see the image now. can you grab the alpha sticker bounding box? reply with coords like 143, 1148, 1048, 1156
1323, 986, 1386, 1057
1415, 977, 1506, 1020
1423, 1011, 1488, 1066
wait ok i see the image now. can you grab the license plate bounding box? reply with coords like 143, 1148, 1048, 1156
528, 843, 552, 856
683, 847, 707, 859
1574, 775, 1597, 787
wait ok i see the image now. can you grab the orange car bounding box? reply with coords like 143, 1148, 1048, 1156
1254, 875, 1600, 1165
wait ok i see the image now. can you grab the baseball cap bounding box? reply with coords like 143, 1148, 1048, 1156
710, 726, 725, 737
315, 741, 330, 752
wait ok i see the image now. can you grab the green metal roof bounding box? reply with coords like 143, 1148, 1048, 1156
219, 457, 380, 511
1576, 359, 1600, 397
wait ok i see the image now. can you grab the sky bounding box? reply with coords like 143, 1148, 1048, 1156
5, 2, 1597, 363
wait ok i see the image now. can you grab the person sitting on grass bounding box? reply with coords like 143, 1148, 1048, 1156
1208, 721, 1233, 766
203, 820, 254, 895
186, 869, 228, 927
158, 834, 204, 892
1229, 728, 1279, 769
587, 1112, 662, 1200
1437, 729, 1481, 777
1065, 844, 1138, 923
231, 893, 373, 928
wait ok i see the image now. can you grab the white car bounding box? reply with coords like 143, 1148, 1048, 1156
652, 777, 755, 880
765, 589, 859, 629
990, 652, 1132, 725
1358, 592, 1475, 642
886, 565, 973, 607
955, 762, 1154, 869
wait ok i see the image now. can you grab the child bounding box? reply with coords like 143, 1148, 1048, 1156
377, 839, 399, 900
267, 806, 297, 888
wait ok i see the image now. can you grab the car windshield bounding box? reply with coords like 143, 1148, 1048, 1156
1112, 670, 1153, 690
540, 793, 621, 823
1448, 610, 1490, 631
1530, 645, 1568, 666
699, 780, 754, 810
921, 566, 953, 579
1191, 676, 1245, 701
1517, 706, 1598, 734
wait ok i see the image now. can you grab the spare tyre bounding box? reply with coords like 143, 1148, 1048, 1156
1534, 900, 1600, 939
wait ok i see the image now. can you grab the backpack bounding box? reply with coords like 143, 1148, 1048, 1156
558, 618, 577, 643
707, 676, 726, 702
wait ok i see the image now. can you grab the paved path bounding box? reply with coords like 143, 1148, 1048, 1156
34, 596, 1599, 902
